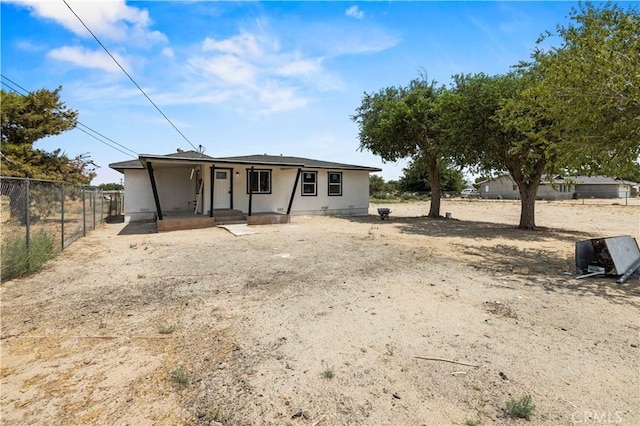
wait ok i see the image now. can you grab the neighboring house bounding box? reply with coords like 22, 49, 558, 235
109, 151, 381, 228
477, 175, 637, 200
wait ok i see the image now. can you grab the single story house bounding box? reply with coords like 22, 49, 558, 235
109, 151, 381, 230
477, 175, 637, 200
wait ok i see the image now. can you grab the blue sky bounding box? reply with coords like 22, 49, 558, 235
1, 1, 594, 184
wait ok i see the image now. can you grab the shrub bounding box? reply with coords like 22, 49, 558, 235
1, 230, 57, 280
506, 395, 535, 420
170, 366, 190, 387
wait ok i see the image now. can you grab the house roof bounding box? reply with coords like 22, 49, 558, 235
110, 151, 382, 173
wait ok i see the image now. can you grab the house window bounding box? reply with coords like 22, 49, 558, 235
328, 172, 342, 196
302, 171, 317, 196
512, 184, 517, 191
247, 169, 271, 194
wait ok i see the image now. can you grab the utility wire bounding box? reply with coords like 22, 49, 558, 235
62, 0, 200, 153
1, 75, 138, 159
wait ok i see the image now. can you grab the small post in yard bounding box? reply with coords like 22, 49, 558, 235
61, 183, 65, 251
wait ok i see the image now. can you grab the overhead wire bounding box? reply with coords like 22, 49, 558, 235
1, 75, 138, 159
62, 0, 200, 153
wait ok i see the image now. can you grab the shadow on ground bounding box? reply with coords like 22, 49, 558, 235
116, 220, 157, 235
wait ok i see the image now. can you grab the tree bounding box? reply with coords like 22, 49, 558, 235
442, 72, 553, 229
96, 182, 124, 191
399, 156, 465, 193
353, 78, 447, 217
511, 2, 640, 177
1, 87, 95, 184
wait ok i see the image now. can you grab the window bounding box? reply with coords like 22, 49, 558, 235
216, 171, 227, 179
302, 171, 317, 196
328, 172, 342, 196
247, 169, 271, 194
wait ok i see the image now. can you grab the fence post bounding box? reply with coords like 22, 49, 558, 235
92, 190, 96, 230
100, 190, 104, 223
61, 183, 65, 251
25, 178, 31, 249
82, 187, 86, 237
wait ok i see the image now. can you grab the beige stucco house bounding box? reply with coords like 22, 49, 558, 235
109, 151, 381, 230
477, 175, 637, 200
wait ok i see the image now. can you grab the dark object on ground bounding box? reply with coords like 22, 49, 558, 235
377, 207, 391, 220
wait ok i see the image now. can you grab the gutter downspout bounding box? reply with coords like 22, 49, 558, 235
147, 161, 163, 220
248, 166, 253, 217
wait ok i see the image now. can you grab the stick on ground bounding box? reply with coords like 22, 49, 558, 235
414, 356, 479, 368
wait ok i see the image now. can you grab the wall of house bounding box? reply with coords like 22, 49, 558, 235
123, 170, 156, 221
575, 184, 628, 199
230, 167, 370, 216
123, 167, 200, 221
479, 176, 520, 199
481, 176, 576, 200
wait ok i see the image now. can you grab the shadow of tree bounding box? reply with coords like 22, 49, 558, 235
344, 214, 640, 306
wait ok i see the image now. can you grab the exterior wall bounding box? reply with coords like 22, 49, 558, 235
479, 176, 520, 199
231, 167, 370, 216
123, 170, 156, 221
575, 184, 628, 199
123, 167, 200, 221
123, 163, 372, 222
480, 176, 574, 200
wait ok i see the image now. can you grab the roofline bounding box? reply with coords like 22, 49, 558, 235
135, 154, 382, 172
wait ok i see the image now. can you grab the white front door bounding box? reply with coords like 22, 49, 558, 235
213, 170, 231, 209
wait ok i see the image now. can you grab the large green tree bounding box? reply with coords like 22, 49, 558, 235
1, 87, 95, 184
442, 72, 554, 229
352, 78, 447, 217
518, 2, 640, 176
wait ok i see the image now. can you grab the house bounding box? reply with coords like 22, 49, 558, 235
109, 151, 381, 231
477, 175, 637, 200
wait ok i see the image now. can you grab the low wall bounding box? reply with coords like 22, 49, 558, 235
247, 214, 290, 225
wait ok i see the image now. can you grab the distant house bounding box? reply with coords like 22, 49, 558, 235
109, 151, 381, 230
477, 175, 637, 200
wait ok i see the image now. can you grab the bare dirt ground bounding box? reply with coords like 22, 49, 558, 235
1, 199, 639, 426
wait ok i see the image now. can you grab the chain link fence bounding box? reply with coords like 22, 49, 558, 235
1, 177, 123, 279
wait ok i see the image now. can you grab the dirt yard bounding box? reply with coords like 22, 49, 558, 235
1, 199, 639, 426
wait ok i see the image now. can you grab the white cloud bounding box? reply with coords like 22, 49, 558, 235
191, 55, 257, 86
345, 5, 364, 20
188, 27, 336, 114
8, 0, 166, 46
202, 33, 262, 57
276, 58, 323, 77
47, 45, 129, 73
161, 47, 175, 59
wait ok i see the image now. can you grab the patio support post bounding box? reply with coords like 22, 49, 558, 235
287, 168, 301, 215
248, 166, 254, 217
209, 166, 214, 217
229, 168, 234, 210
147, 161, 163, 220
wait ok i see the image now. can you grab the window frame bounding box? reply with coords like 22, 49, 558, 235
301, 171, 318, 196
246, 169, 272, 194
327, 172, 343, 196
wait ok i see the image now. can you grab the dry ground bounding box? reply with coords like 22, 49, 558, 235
1, 199, 639, 426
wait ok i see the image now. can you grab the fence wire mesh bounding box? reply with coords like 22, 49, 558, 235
1, 177, 118, 254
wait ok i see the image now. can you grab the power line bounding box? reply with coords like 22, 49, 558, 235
62, 0, 200, 153
1, 75, 138, 159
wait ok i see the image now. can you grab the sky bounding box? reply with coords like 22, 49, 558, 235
0, 0, 604, 185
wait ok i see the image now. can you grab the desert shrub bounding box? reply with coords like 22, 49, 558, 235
506, 395, 535, 420
1, 230, 57, 280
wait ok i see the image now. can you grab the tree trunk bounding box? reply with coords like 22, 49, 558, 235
517, 181, 539, 229
426, 154, 441, 218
